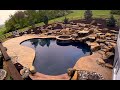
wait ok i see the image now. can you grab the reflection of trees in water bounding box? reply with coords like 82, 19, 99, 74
39, 39, 51, 47
30, 39, 39, 49
30, 38, 51, 48
29, 39, 90, 54
46, 39, 50, 47
71, 42, 90, 54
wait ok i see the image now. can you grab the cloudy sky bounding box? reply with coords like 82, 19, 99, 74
0, 10, 18, 25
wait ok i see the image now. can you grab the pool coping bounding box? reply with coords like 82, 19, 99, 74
3, 34, 112, 80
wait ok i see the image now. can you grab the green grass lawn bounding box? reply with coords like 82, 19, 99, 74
0, 10, 119, 36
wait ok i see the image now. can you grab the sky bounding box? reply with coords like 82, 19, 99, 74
0, 10, 18, 25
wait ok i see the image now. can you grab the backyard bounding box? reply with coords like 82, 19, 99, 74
0, 10, 120, 36
0, 10, 119, 80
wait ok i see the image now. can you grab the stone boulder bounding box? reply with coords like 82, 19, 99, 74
96, 58, 113, 69
65, 24, 72, 28
77, 27, 84, 31
96, 58, 105, 66
20, 67, 31, 79
96, 39, 106, 43
110, 30, 118, 34
78, 30, 89, 37
79, 37, 88, 42
89, 42, 101, 52
46, 25, 53, 30
84, 28, 89, 31
0, 69, 7, 80
60, 29, 70, 35
87, 36, 96, 42
90, 20, 97, 25
79, 23, 86, 27
100, 43, 106, 48
70, 22, 76, 25
96, 33, 105, 39
30, 66, 36, 74
105, 33, 112, 37
89, 28, 94, 34
103, 52, 114, 60
105, 63, 113, 69
110, 42, 116, 47
71, 25, 79, 30
71, 34, 78, 38
53, 23, 63, 29
100, 28, 108, 33
98, 29, 103, 31
105, 42, 111, 46
106, 37, 112, 40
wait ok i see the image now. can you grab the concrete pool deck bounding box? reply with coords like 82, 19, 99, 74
3, 34, 112, 80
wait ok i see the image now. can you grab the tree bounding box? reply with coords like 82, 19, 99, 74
84, 10, 93, 20
110, 10, 120, 15
43, 15, 49, 25
106, 15, 116, 27
29, 18, 35, 29
63, 17, 69, 24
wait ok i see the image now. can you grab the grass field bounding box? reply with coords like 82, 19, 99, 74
0, 10, 119, 36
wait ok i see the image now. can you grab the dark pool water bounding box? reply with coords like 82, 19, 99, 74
21, 38, 91, 75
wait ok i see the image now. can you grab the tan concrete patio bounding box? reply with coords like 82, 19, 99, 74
3, 34, 112, 80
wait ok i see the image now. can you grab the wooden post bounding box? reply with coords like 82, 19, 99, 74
0, 42, 23, 80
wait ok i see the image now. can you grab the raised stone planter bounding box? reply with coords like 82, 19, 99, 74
56, 35, 72, 44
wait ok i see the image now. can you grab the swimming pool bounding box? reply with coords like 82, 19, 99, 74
21, 38, 91, 75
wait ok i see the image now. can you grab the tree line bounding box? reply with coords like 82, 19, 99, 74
4, 10, 117, 34
5, 10, 72, 33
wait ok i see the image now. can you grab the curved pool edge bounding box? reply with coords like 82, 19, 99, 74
3, 34, 112, 80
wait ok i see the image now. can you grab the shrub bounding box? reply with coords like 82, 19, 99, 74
63, 17, 69, 24
84, 10, 93, 20
29, 20, 35, 29
106, 15, 116, 27
43, 16, 49, 25
110, 10, 120, 15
